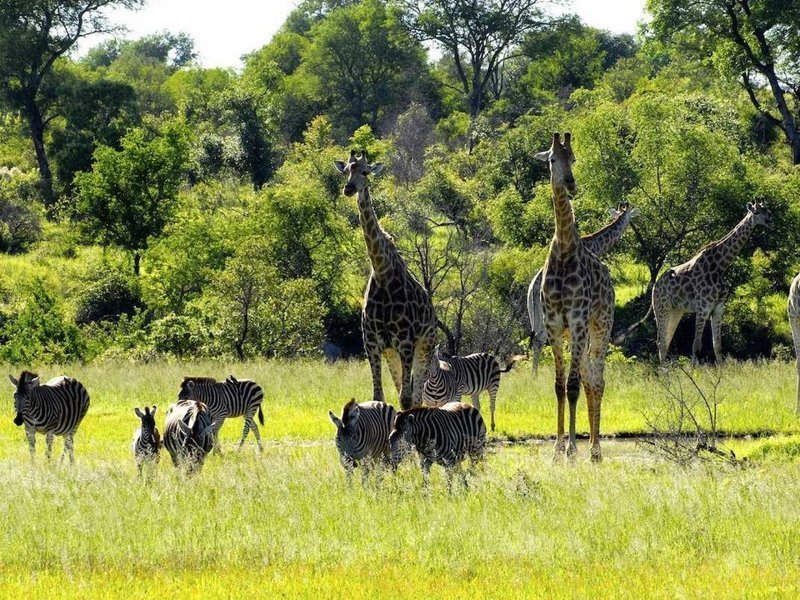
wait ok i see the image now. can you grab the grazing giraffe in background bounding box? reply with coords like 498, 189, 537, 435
528, 202, 639, 373
652, 202, 771, 364
335, 150, 437, 410
787, 273, 800, 414
534, 133, 615, 462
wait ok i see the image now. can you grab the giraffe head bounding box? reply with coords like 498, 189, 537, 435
609, 201, 639, 221
333, 149, 384, 197
746, 201, 771, 227
534, 132, 576, 195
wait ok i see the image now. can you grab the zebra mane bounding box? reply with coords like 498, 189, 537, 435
181, 376, 217, 389
394, 406, 431, 427
16, 370, 39, 390
341, 399, 357, 425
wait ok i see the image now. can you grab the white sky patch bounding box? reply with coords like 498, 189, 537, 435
77, 0, 647, 70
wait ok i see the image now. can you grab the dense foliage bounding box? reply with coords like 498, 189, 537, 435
0, 0, 798, 364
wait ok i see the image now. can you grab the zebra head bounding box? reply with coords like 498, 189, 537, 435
8, 371, 39, 427
388, 411, 415, 466
329, 399, 361, 461
134, 405, 158, 433
177, 403, 216, 452
178, 377, 216, 401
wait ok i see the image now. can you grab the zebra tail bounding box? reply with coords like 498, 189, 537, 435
258, 405, 265, 426
499, 355, 527, 373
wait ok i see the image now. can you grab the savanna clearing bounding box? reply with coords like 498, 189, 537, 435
0, 359, 799, 598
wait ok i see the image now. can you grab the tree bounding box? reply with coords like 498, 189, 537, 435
0, 0, 143, 208
398, 0, 550, 141
649, 0, 800, 164
73, 118, 190, 276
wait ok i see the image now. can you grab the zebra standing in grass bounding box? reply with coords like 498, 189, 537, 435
133, 406, 161, 476
163, 399, 215, 474
7, 371, 90, 463
389, 403, 486, 488
329, 399, 396, 483
178, 376, 264, 452
422, 346, 523, 432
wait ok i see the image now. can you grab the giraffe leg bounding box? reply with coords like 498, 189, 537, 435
546, 321, 567, 460
565, 323, 588, 459
710, 303, 725, 364
586, 324, 610, 463
365, 341, 385, 403
411, 335, 434, 408
791, 316, 800, 415
398, 348, 415, 411
383, 348, 403, 396
654, 299, 681, 363
692, 309, 711, 365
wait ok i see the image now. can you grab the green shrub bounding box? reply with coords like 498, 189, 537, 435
75, 270, 141, 325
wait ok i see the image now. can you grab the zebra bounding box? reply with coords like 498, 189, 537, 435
7, 371, 90, 463
163, 399, 215, 474
421, 346, 523, 432
389, 403, 486, 489
328, 399, 396, 483
133, 405, 161, 476
178, 376, 264, 452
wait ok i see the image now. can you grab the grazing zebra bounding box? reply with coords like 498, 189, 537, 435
7, 371, 90, 463
178, 376, 264, 452
133, 405, 161, 476
163, 399, 215, 474
329, 399, 396, 483
422, 346, 523, 432
389, 403, 486, 488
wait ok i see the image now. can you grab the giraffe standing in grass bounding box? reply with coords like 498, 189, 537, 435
335, 150, 436, 410
788, 273, 800, 414
534, 133, 615, 462
652, 202, 770, 364
528, 202, 638, 373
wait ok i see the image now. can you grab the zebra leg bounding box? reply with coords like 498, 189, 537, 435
212, 422, 224, 455
420, 457, 432, 487
238, 417, 252, 450
45, 433, 54, 460
248, 416, 264, 452
63, 434, 75, 464
470, 393, 481, 413
25, 425, 36, 461
489, 387, 498, 432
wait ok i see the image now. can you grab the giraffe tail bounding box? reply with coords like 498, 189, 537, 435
612, 304, 653, 345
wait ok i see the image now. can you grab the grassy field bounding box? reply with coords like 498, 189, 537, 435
0, 359, 799, 598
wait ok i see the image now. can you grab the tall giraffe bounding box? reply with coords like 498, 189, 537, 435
528, 202, 638, 373
787, 273, 800, 414
652, 202, 770, 364
535, 133, 615, 462
334, 150, 436, 410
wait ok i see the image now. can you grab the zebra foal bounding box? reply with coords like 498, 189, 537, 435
329, 399, 396, 483
389, 403, 486, 489
7, 371, 90, 463
133, 405, 161, 476
163, 399, 215, 474
422, 346, 522, 432
178, 376, 264, 452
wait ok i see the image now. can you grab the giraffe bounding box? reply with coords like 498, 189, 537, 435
652, 202, 771, 364
334, 150, 437, 410
787, 273, 800, 414
528, 202, 638, 373
534, 133, 615, 462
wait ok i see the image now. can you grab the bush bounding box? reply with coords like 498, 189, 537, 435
75, 270, 141, 325
0, 168, 42, 253
147, 313, 210, 358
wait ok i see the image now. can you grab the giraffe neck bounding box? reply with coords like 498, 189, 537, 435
357, 186, 397, 278
708, 212, 757, 269
552, 182, 580, 255
582, 212, 631, 258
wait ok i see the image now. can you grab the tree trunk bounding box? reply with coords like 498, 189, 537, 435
23, 98, 54, 211
133, 252, 141, 277
792, 134, 800, 166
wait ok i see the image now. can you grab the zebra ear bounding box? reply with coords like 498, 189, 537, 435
8, 374, 18, 388
151, 405, 157, 416
178, 419, 192, 436
30, 377, 39, 386
329, 411, 342, 428
348, 405, 361, 427
134, 407, 144, 419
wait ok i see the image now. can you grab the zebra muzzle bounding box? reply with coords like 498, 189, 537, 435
13, 414, 23, 426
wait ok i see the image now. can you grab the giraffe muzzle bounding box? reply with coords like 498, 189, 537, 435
343, 184, 357, 197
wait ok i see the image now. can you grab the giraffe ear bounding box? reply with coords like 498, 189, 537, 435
333, 160, 346, 174
533, 151, 550, 162
608, 208, 621, 218
368, 163, 384, 176
746, 202, 755, 212
628, 208, 640, 218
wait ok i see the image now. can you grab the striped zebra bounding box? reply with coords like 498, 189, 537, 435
133, 405, 161, 476
163, 399, 215, 474
7, 371, 90, 463
328, 399, 396, 483
422, 346, 523, 432
178, 376, 264, 452
389, 403, 486, 488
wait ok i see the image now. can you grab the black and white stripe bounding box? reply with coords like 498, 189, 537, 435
133, 405, 161, 475
178, 376, 264, 451
163, 399, 215, 473
8, 371, 90, 462
329, 399, 396, 482
422, 347, 520, 432
389, 403, 486, 487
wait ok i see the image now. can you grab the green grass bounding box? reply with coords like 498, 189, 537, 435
0, 359, 799, 598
